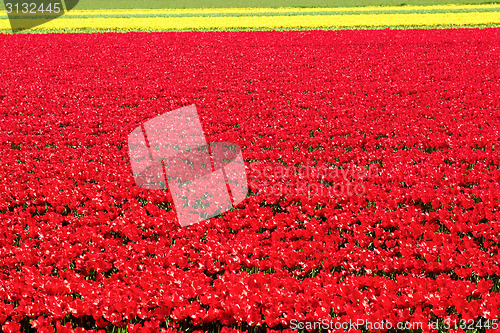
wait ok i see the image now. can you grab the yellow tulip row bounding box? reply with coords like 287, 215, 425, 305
1, 4, 499, 31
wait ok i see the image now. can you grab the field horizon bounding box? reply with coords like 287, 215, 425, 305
0, 0, 499, 10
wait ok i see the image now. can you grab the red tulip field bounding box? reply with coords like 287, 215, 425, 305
0, 28, 499, 332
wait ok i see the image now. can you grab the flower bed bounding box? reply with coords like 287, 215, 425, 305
0, 28, 499, 332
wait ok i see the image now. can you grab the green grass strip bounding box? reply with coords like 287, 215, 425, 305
3, 6, 500, 20
3, 0, 500, 9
